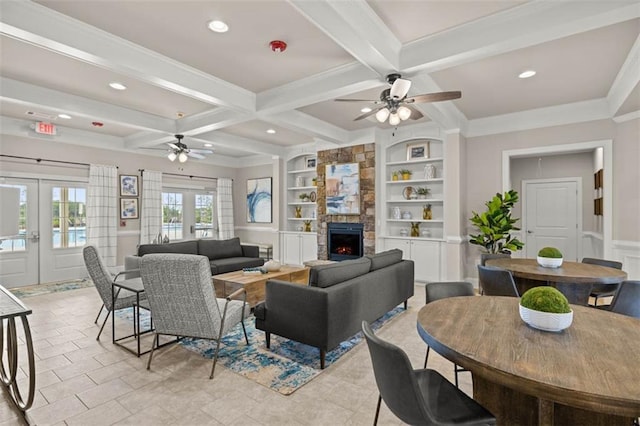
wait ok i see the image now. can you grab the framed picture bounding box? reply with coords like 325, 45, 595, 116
247, 177, 272, 223
325, 163, 360, 215
305, 156, 317, 169
120, 175, 138, 197
406, 142, 430, 161
120, 198, 139, 219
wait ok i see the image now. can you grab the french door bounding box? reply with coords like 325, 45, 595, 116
162, 187, 217, 242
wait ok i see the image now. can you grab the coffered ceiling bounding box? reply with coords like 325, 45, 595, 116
1, 1, 638, 166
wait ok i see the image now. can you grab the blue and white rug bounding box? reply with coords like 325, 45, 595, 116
10, 279, 94, 298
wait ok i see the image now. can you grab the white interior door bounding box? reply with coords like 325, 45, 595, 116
0, 178, 39, 287
523, 179, 580, 261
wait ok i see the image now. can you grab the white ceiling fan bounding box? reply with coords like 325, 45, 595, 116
335, 73, 461, 125
166, 134, 213, 162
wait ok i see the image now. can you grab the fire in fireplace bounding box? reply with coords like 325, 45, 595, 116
327, 223, 364, 261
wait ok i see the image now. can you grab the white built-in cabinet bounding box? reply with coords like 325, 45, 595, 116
281, 232, 317, 266
381, 139, 444, 282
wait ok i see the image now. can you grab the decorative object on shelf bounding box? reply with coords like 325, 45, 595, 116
295, 176, 306, 187
422, 204, 432, 220
299, 193, 310, 202
303, 220, 312, 232
311, 210, 316, 219
399, 169, 412, 180
312, 177, 317, 186
421, 229, 431, 237
406, 141, 430, 161
294, 206, 302, 218
305, 156, 317, 169
119, 174, 139, 197
416, 187, 430, 199
392, 206, 401, 219
162, 235, 169, 244
264, 260, 282, 272
402, 211, 412, 220
309, 191, 317, 202
402, 186, 415, 200
325, 163, 360, 215
120, 198, 139, 219
400, 228, 409, 237
247, 177, 272, 223
424, 164, 436, 179
519, 287, 573, 332
469, 190, 524, 254
537, 247, 563, 268
391, 171, 399, 181
410, 222, 420, 237
297, 225, 304, 231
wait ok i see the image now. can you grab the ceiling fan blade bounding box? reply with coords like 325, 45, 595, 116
189, 149, 213, 154
390, 78, 411, 99
407, 91, 462, 104
187, 152, 205, 159
404, 104, 424, 120
167, 142, 180, 150
354, 106, 385, 121
335, 98, 378, 102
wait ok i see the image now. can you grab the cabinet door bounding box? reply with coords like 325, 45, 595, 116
282, 233, 301, 265
300, 233, 318, 263
383, 238, 411, 259
410, 240, 441, 282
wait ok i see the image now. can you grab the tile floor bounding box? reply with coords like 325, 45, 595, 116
2, 284, 474, 425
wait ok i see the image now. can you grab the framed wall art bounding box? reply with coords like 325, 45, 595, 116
247, 177, 272, 223
305, 156, 317, 169
406, 141, 430, 161
120, 198, 139, 219
120, 175, 138, 197
325, 163, 360, 215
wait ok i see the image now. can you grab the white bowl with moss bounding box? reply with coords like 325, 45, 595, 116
537, 247, 563, 268
519, 287, 573, 332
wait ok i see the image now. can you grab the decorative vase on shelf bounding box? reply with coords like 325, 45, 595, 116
294, 206, 302, 218
423, 205, 432, 220
295, 176, 305, 187
400, 228, 409, 237
303, 220, 312, 232
402, 211, 412, 220
392, 207, 401, 220
410, 222, 420, 237
424, 164, 436, 179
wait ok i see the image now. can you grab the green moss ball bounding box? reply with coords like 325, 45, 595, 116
538, 247, 563, 258
520, 287, 571, 313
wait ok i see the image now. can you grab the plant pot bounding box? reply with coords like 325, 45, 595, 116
519, 305, 573, 332
537, 256, 563, 268
402, 173, 411, 180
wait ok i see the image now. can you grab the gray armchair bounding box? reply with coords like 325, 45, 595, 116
139, 253, 250, 379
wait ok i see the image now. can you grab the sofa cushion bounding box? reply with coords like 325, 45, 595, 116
309, 257, 372, 288
137, 240, 198, 257
367, 249, 403, 271
211, 257, 264, 274
199, 237, 243, 260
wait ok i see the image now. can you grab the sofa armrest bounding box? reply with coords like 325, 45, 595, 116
241, 244, 260, 258
123, 255, 141, 279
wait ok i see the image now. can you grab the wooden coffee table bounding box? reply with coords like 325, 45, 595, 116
212, 265, 309, 307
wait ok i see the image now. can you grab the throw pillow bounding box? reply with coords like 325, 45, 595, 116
367, 249, 403, 271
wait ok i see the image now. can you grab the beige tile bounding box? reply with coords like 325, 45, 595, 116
25, 395, 87, 426
53, 357, 103, 381
76, 377, 134, 408
86, 360, 137, 384
46, 330, 88, 346
39, 374, 96, 403
200, 390, 260, 424
112, 405, 178, 425
65, 399, 131, 426
30, 354, 71, 373
35, 341, 80, 360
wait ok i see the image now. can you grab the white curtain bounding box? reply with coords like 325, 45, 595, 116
217, 178, 235, 239
86, 164, 118, 266
139, 170, 163, 245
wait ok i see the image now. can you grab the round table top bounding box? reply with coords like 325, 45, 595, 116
417, 297, 640, 417
485, 258, 627, 284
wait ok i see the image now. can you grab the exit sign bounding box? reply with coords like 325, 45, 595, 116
35, 122, 56, 135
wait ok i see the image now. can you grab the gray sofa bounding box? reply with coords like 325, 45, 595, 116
124, 237, 264, 277
254, 249, 414, 368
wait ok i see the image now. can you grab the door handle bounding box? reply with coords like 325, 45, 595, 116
527, 230, 534, 234
29, 232, 40, 242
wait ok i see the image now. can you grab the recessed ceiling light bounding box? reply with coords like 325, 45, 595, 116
204, 143, 213, 147
208, 20, 229, 33
109, 82, 127, 90
518, 70, 536, 79
266, 129, 276, 134
58, 114, 72, 119
361, 107, 372, 113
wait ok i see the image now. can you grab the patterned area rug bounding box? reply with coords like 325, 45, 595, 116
9, 279, 94, 299
118, 305, 405, 395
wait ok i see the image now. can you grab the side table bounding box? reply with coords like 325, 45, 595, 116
112, 279, 152, 357
0, 285, 35, 414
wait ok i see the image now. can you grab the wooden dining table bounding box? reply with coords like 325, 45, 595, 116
417, 296, 640, 426
485, 257, 627, 305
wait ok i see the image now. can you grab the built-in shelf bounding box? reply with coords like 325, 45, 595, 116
386, 157, 443, 166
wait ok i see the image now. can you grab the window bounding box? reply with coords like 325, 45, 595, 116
0, 184, 27, 252
52, 186, 87, 248
162, 192, 183, 240
194, 193, 214, 238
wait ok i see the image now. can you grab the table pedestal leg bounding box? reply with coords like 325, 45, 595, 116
0, 316, 36, 413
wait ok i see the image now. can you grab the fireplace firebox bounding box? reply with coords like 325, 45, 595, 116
327, 223, 364, 261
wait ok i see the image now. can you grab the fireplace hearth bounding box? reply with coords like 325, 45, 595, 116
327, 223, 364, 261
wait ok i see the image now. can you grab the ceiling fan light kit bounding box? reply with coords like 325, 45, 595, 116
165, 134, 213, 163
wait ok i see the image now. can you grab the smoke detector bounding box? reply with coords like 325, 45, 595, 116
269, 40, 287, 53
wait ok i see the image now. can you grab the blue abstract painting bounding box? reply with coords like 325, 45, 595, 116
247, 177, 272, 223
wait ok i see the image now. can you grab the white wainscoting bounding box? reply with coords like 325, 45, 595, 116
612, 240, 640, 280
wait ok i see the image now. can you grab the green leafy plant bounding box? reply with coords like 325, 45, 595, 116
520, 287, 571, 313
398, 169, 412, 176
415, 187, 430, 195
299, 193, 309, 201
469, 190, 524, 254
538, 247, 563, 258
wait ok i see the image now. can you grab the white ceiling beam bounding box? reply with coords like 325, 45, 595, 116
196, 131, 287, 158
0, 1, 255, 112
401, 1, 640, 74
177, 109, 255, 137
289, 0, 400, 75
267, 110, 350, 144
608, 34, 640, 116
1, 78, 176, 133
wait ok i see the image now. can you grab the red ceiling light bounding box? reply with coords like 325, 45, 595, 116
269, 40, 287, 53
92, 121, 104, 127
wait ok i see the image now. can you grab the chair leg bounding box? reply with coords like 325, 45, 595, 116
241, 319, 249, 345
592, 294, 599, 307
423, 345, 430, 369
373, 394, 382, 426
146, 333, 158, 370
94, 304, 104, 324
96, 310, 111, 340
404, 300, 408, 309
455, 365, 460, 388
265, 332, 271, 348
210, 336, 223, 379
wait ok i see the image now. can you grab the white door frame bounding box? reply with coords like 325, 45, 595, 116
502, 140, 612, 258
522, 177, 582, 261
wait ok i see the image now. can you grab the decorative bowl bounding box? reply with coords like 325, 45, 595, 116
537, 256, 563, 268
264, 260, 281, 272
519, 305, 573, 332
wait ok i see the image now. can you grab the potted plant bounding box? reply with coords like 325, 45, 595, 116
399, 169, 412, 180
391, 171, 399, 181
537, 247, 563, 268
519, 286, 573, 332
416, 187, 430, 199
299, 193, 309, 202
469, 190, 524, 254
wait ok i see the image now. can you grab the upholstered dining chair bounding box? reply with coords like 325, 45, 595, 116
582, 257, 623, 307
139, 253, 250, 379
477, 265, 520, 297
423, 281, 475, 387
82, 245, 147, 340
362, 321, 496, 426
605, 280, 640, 318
